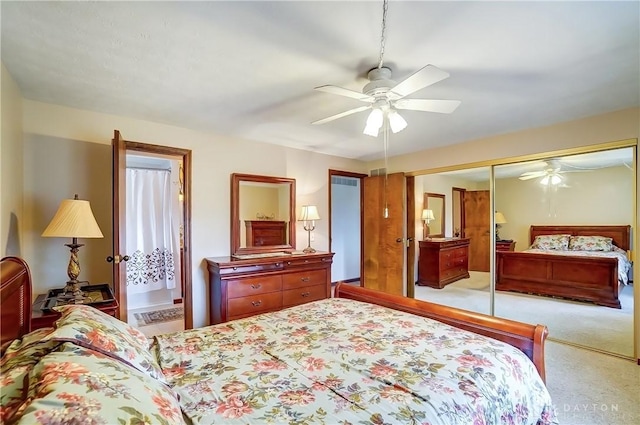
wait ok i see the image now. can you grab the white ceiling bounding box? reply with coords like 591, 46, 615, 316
2, 1, 638, 161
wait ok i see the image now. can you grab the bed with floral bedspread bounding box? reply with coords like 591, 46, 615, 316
1, 298, 558, 425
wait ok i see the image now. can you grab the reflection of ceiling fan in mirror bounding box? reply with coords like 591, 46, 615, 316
518, 158, 591, 186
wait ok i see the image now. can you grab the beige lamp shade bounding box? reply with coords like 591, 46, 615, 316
421, 209, 435, 221
299, 205, 320, 221
494, 211, 507, 225
42, 198, 104, 238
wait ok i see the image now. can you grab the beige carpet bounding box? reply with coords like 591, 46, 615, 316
415, 272, 635, 358
546, 341, 640, 425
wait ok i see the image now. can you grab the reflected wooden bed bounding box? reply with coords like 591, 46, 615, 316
496, 225, 631, 309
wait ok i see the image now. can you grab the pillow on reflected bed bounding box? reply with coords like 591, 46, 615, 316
568, 235, 614, 251
12, 342, 185, 425
530, 234, 571, 250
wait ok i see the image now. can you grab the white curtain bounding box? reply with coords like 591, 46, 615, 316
126, 168, 177, 294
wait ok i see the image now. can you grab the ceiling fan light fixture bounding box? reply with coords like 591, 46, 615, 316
387, 110, 407, 133
363, 108, 384, 137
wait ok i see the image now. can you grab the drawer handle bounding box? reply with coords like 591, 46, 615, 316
300, 277, 310, 282
251, 283, 261, 289
287, 261, 291, 265
252, 300, 262, 307
301, 292, 311, 297
275, 262, 281, 267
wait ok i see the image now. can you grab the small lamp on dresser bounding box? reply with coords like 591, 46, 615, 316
421, 209, 435, 239
299, 205, 320, 253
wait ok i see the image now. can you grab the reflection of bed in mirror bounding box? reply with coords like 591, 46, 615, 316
496, 225, 631, 308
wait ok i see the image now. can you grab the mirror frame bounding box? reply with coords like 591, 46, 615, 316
231, 173, 296, 255
424, 192, 446, 238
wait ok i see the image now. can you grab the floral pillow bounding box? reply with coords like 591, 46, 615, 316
45, 304, 166, 383
530, 234, 571, 250
569, 235, 613, 251
12, 343, 185, 425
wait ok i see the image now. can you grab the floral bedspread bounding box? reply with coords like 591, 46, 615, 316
154, 298, 557, 425
524, 248, 631, 284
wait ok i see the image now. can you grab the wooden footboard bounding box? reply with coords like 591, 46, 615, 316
334, 283, 548, 382
496, 251, 620, 308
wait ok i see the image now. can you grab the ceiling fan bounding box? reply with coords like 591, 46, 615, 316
518, 159, 576, 185
311, 0, 461, 137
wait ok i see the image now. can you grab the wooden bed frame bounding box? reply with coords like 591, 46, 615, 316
1, 256, 548, 382
1, 257, 32, 351
496, 225, 631, 309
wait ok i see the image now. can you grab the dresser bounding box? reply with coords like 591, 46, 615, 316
206, 252, 334, 324
245, 220, 287, 246
417, 238, 470, 288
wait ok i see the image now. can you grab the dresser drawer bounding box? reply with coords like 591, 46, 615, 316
441, 256, 466, 271
282, 284, 326, 307
440, 247, 466, 260
227, 275, 282, 298
284, 255, 333, 268
228, 291, 282, 317
282, 269, 326, 290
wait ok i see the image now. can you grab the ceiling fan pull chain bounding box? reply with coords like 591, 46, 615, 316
377, 0, 389, 69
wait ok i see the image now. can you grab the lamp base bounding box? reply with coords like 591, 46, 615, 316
303, 246, 316, 254
57, 280, 91, 304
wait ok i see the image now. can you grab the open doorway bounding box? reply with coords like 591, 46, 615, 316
111, 131, 193, 332
328, 170, 366, 288
124, 152, 185, 335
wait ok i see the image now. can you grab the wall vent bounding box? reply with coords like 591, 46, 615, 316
369, 168, 387, 177
331, 176, 358, 186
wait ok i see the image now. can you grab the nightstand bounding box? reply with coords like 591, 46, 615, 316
496, 240, 516, 251
31, 293, 119, 330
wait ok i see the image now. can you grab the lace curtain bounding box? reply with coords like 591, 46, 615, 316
126, 168, 177, 293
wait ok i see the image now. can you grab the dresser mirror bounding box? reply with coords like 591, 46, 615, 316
231, 173, 296, 256
424, 192, 445, 238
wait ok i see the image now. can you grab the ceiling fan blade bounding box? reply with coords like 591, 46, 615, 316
394, 99, 461, 114
314, 85, 375, 102
390, 65, 450, 98
312, 105, 371, 125
519, 172, 546, 180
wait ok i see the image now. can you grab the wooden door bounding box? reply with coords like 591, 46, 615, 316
464, 190, 490, 272
111, 130, 127, 320
363, 172, 405, 296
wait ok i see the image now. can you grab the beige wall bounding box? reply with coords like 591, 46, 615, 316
18, 100, 366, 327
23, 135, 113, 291
1, 63, 24, 257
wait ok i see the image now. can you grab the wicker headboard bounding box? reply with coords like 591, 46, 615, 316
1, 257, 32, 350
529, 225, 631, 251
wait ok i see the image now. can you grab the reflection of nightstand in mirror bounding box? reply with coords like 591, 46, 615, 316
496, 240, 516, 251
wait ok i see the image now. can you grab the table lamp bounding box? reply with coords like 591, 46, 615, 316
42, 194, 103, 302
495, 211, 507, 241
299, 205, 320, 253
422, 209, 435, 238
